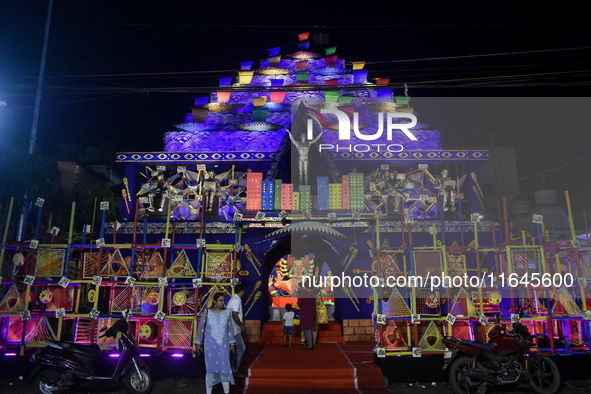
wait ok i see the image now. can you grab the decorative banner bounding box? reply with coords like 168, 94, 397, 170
240, 61, 253, 71
268, 47, 281, 57
194, 97, 209, 106
296, 61, 308, 70
270, 79, 284, 87
375, 77, 390, 86
191, 107, 208, 123
295, 70, 310, 83
324, 55, 338, 67
219, 77, 232, 87
217, 91, 231, 103
253, 97, 267, 107
268, 55, 281, 67
270, 91, 286, 103
238, 71, 254, 84
325, 46, 337, 56
351, 61, 365, 70
352, 70, 368, 84
297, 32, 309, 41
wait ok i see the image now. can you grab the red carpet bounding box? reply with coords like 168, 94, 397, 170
242, 343, 388, 394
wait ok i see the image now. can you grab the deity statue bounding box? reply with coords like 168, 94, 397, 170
433, 169, 456, 211
287, 129, 324, 185
384, 171, 406, 213
203, 171, 221, 211
146, 172, 170, 213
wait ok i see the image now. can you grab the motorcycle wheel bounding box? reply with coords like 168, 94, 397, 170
124, 367, 153, 394
449, 356, 487, 394
528, 356, 560, 394
34, 372, 61, 394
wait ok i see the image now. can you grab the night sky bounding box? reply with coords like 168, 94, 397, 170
1, 1, 590, 199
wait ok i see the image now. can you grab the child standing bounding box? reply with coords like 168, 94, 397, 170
282, 303, 295, 347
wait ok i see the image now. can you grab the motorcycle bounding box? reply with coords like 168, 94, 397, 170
442, 317, 560, 394
29, 319, 152, 394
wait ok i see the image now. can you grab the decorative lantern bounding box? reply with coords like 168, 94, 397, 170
219, 77, 232, 87
324, 55, 338, 67
325, 46, 337, 56
352, 61, 365, 70
297, 41, 310, 50
240, 61, 253, 70
375, 78, 390, 87
253, 96, 267, 106
325, 91, 339, 103
296, 61, 308, 70
339, 94, 354, 105
252, 107, 269, 122
298, 32, 309, 41
325, 78, 338, 87
194, 97, 209, 107
270, 79, 284, 87
352, 70, 368, 84
268, 55, 281, 67
295, 70, 310, 83
217, 91, 231, 103
268, 47, 281, 57
376, 88, 393, 102
270, 91, 286, 103
238, 71, 254, 84
191, 107, 209, 123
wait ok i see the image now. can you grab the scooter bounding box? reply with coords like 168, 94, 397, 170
29, 319, 152, 394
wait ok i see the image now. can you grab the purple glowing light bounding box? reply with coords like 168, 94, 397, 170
139, 353, 151, 357
171, 353, 184, 358
4, 353, 17, 357
109, 353, 120, 358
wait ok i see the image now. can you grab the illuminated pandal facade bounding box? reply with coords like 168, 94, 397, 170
0, 32, 589, 360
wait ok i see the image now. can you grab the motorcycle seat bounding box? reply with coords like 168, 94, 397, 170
460, 340, 497, 352
47, 340, 101, 358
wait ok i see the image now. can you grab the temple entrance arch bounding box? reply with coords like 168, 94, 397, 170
261, 222, 354, 325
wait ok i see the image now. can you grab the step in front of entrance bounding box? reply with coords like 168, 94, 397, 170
260, 320, 344, 343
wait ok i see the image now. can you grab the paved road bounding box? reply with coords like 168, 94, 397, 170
2, 377, 589, 394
